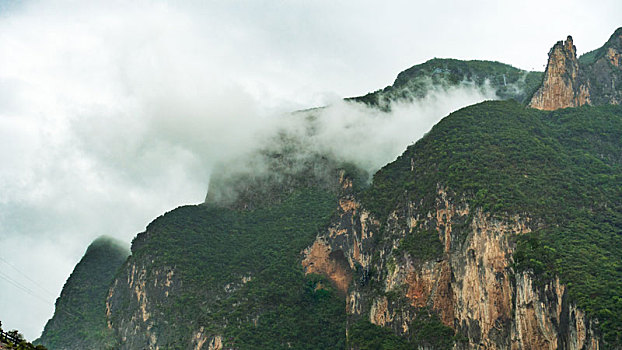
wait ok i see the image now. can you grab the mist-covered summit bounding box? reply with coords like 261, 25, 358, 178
349, 58, 543, 109
205, 58, 543, 210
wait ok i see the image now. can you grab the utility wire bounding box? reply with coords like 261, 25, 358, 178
0, 256, 57, 298
0, 270, 80, 320
0, 270, 50, 305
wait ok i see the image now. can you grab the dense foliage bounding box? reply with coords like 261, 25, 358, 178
132, 188, 346, 349
579, 27, 622, 65
36, 237, 129, 350
397, 229, 443, 263
362, 101, 622, 345
0, 321, 46, 350
350, 58, 542, 108
348, 310, 456, 350
577, 27, 622, 107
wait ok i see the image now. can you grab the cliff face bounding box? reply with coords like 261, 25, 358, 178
530, 28, 622, 110
528, 36, 590, 110
303, 180, 602, 349
581, 27, 622, 106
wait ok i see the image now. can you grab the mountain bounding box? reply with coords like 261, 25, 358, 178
342, 101, 622, 349
36, 237, 129, 350
39, 28, 622, 349
349, 58, 542, 109
529, 28, 622, 110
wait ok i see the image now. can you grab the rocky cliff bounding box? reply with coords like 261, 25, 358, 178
304, 179, 603, 349
528, 36, 590, 110
529, 28, 622, 110
302, 99, 622, 349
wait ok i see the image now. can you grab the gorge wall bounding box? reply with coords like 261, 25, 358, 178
303, 174, 602, 349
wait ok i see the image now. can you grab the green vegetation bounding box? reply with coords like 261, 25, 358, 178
579, 27, 622, 65
397, 229, 443, 263
362, 100, 622, 345
1, 321, 46, 350
350, 58, 542, 108
132, 188, 345, 349
37, 237, 129, 350
348, 309, 455, 350
577, 27, 622, 107
0, 323, 46, 350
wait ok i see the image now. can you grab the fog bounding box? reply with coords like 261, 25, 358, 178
0, 0, 620, 340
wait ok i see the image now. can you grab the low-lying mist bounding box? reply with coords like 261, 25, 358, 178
206, 83, 498, 206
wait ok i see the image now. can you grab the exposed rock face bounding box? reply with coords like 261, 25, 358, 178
513, 272, 600, 350
529, 36, 590, 110
582, 27, 622, 106
530, 28, 622, 110
106, 261, 181, 350
303, 174, 601, 349
302, 238, 352, 294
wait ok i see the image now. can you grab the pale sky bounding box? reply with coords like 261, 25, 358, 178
0, 0, 620, 340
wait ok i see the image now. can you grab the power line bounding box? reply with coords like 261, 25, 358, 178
0, 270, 50, 306
0, 270, 80, 320
0, 256, 57, 298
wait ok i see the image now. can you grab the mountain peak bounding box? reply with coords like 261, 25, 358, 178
604, 28, 621, 67
564, 35, 575, 52
528, 34, 589, 110
529, 28, 622, 110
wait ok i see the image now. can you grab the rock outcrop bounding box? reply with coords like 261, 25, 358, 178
529, 28, 622, 110
581, 27, 622, 106
106, 261, 179, 350
528, 36, 590, 110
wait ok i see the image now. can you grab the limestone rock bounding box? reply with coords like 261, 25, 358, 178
529, 36, 590, 110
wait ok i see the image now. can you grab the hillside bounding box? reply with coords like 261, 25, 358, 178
107, 188, 346, 349
353, 101, 622, 348
349, 58, 542, 109
36, 237, 129, 350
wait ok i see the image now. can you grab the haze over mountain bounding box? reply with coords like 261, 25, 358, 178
0, 0, 621, 343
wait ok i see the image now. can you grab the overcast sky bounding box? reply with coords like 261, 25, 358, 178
0, 0, 620, 340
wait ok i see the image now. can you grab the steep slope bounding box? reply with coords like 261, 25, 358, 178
350, 58, 542, 109
579, 27, 622, 105
37, 237, 129, 350
106, 187, 347, 349
305, 101, 622, 349
528, 36, 590, 110
530, 27, 622, 110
